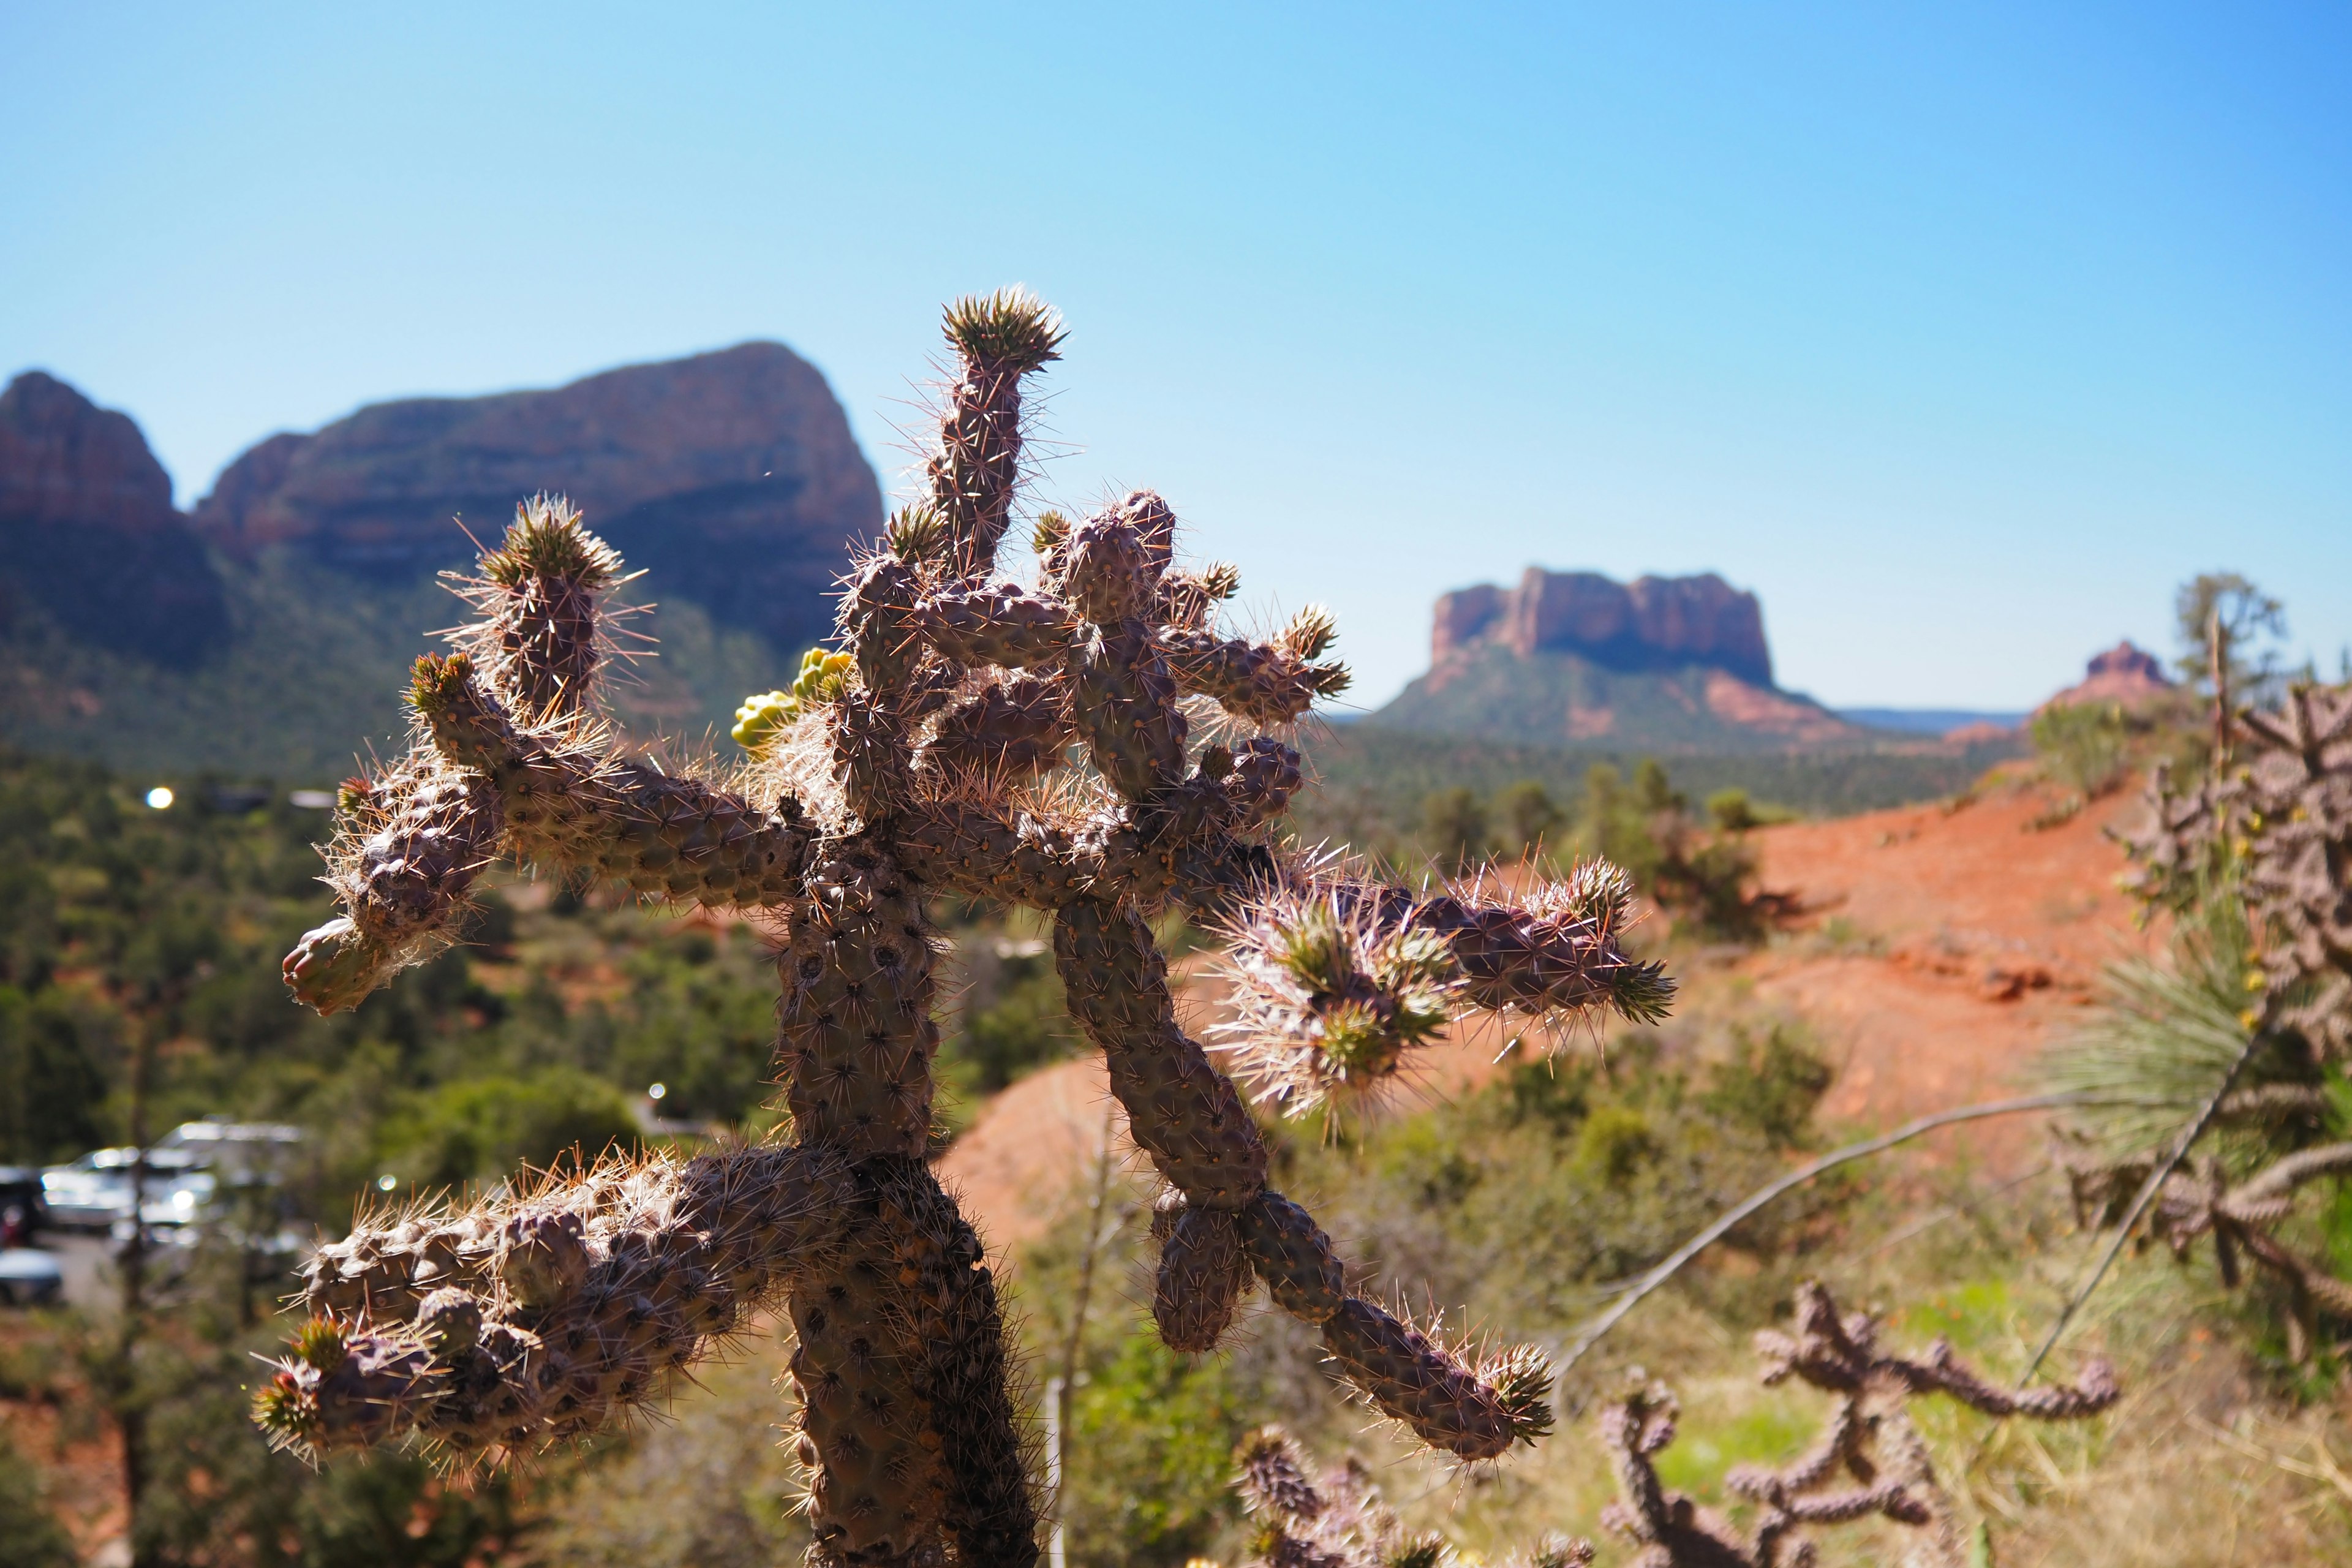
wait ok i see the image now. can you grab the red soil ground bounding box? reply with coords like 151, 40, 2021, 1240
941, 769, 2160, 1250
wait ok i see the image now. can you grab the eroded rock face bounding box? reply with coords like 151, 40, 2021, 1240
1431, 567, 1773, 685
192, 341, 884, 654
0, 372, 228, 665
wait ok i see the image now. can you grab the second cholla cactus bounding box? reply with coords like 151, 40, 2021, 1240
258, 290, 1673, 1568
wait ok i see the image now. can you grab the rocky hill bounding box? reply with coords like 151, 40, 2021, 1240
0, 373, 229, 665
0, 347, 881, 779
192, 342, 881, 654
1374, 567, 1868, 752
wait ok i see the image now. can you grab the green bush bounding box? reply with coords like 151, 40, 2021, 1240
379, 1068, 642, 1188
2031, 701, 2130, 798
0, 1427, 75, 1568
1421, 785, 1488, 870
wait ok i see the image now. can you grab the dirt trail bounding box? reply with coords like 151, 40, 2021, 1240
941, 772, 2158, 1249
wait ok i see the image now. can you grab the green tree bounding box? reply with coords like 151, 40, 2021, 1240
1494, 778, 1566, 858
2174, 571, 2288, 702
1421, 786, 1488, 870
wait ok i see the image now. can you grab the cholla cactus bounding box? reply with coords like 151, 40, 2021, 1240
258, 292, 1673, 1568
1599, 1283, 2117, 1568
1231, 1424, 1591, 1568
2098, 677, 2352, 1352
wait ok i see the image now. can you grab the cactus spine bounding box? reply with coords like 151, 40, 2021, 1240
260, 293, 1674, 1565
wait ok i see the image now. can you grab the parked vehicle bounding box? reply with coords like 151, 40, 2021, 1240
0, 1167, 46, 1244
40, 1147, 203, 1231
0, 1248, 64, 1306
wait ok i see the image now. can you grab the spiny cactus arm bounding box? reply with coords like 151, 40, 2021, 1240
1054, 897, 1270, 1204
917, 583, 1073, 671
1376, 869, 1676, 1026
785, 1157, 1031, 1568
1902, 1340, 2120, 1419
1159, 608, 1352, 726
447, 495, 629, 723
1150, 1192, 1253, 1353
929, 288, 1066, 579
776, 842, 941, 1159
1241, 1194, 1553, 1461
410, 653, 813, 904
2222, 1140, 2352, 1213
918, 673, 1074, 780
787, 1208, 953, 1564
1055, 503, 1192, 800
1596, 1382, 1756, 1568
868, 1159, 1039, 1568
256, 1142, 855, 1460
284, 764, 502, 1014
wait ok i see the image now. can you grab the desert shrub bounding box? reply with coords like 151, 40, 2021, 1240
1063, 1334, 1251, 1567
1700, 1022, 1836, 1152
1289, 1032, 1840, 1334
0, 982, 107, 1163
377, 1068, 642, 1188
1421, 785, 1489, 869
0, 1427, 75, 1568
2031, 701, 2131, 798
1494, 778, 1567, 858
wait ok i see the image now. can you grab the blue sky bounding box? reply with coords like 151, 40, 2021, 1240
4, 3, 2346, 709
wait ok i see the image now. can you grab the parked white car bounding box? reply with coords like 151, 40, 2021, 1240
0, 1248, 64, 1306
40, 1147, 203, 1231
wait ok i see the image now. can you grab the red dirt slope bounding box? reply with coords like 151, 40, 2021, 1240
941, 771, 2157, 1248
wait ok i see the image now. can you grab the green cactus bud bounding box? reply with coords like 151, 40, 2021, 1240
731, 689, 794, 750
1216, 890, 1461, 1120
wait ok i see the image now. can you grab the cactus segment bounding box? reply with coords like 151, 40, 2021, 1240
451, 495, 626, 723
931, 288, 1063, 578
919, 674, 1074, 781
1232, 1423, 1518, 1568
1159, 625, 1352, 726
918, 585, 1072, 671
846, 555, 925, 697
1071, 624, 1190, 801
869, 1159, 1039, 1568
287, 763, 503, 1013
1319, 867, 1676, 1031
266, 1144, 854, 1460
1054, 899, 1269, 1207
1215, 888, 1461, 1118
1150, 1193, 1253, 1353
1319, 1300, 1552, 1461
788, 1220, 951, 1565
777, 841, 941, 1159
413, 654, 813, 903
1237, 1192, 1346, 1324
1060, 508, 1163, 627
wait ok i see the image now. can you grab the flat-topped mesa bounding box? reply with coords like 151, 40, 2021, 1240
1433, 567, 1773, 686
257, 292, 1676, 1568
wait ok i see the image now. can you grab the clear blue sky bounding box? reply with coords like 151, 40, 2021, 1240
5, 3, 2346, 710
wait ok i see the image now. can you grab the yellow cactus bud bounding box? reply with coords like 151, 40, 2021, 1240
731, 690, 796, 751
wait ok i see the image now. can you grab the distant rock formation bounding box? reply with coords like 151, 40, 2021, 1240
2040, 641, 2174, 713
1431, 568, 1774, 687
192, 342, 884, 655
1381, 567, 1862, 753
0, 372, 228, 665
